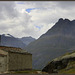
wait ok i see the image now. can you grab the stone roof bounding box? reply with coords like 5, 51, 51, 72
0, 46, 32, 55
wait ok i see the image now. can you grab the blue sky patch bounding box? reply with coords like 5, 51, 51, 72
26, 8, 36, 13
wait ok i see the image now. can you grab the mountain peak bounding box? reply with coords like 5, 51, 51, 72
40, 18, 75, 38
58, 18, 70, 22
64, 18, 70, 21
58, 18, 63, 21
64, 19, 71, 23
2, 34, 14, 37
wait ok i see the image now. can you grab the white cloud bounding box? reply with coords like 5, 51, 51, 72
0, 1, 75, 39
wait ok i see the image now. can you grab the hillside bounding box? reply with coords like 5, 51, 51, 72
20, 36, 36, 45
42, 51, 75, 74
25, 18, 75, 70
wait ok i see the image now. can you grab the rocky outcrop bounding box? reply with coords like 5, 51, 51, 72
42, 51, 75, 73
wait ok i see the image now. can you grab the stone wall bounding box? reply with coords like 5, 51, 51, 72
0, 55, 7, 73
8, 52, 32, 71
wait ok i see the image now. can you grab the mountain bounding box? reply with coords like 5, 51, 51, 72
20, 36, 36, 45
42, 51, 75, 74
25, 18, 75, 70
41, 18, 75, 37
0, 34, 26, 48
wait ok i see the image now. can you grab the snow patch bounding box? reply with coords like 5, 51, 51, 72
4, 34, 12, 37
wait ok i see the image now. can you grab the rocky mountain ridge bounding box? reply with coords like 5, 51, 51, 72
0, 34, 26, 48
0, 34, 35, 48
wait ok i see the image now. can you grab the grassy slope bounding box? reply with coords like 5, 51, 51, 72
42, 51, 75, 74
59, 69, 75, 74
59, 61, 75, 74
58, 52, 75, 74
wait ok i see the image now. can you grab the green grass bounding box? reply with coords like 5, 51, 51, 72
10, 69, 47, 74
63, 51, 75, 56
59, 69, 75, 74
14, 70, 37, 74
59, 61, 75, 74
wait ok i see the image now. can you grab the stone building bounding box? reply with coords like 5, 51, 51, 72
0, 46, 32, 73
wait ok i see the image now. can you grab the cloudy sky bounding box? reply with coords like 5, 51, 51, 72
0, 1, 75, 39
